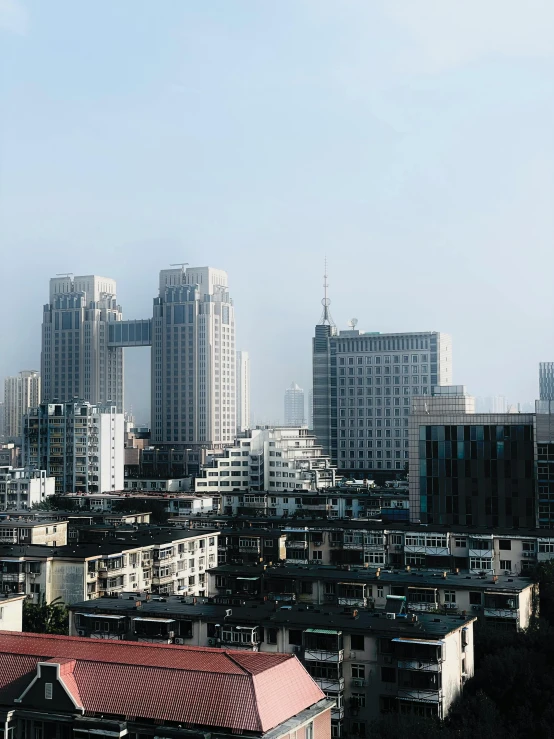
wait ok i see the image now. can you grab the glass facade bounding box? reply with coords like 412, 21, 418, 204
419, 424, 536, 527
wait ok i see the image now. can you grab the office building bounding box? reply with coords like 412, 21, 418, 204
308, 388, 313, 429
312, 316, 452, 471
41, 275, 124, 411
540, 362, 554, 400
0, 466, 54, 509
23, 400, 124, 494
236, 349, 250, 432
194, 427, 336, 493
409, 386, 536, 528
285, 382, 305, 426
0, 632, 331, 739
3, 371, 40, 439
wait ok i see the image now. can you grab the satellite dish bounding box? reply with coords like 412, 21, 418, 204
348, 318, 358, 329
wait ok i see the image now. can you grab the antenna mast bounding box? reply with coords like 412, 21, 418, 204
320, 257, 336, 328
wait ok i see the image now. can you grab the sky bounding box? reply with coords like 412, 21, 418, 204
1, 0, 553, 425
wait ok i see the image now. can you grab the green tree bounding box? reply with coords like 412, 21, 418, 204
111, 497, 169, 524
23, 595, 69, 635
32, 495, 75, 511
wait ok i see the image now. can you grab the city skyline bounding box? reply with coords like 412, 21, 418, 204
1, 1, 553, 425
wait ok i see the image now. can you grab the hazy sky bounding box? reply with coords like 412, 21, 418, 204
1, 0, 553, 425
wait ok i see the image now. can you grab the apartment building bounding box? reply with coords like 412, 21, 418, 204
66, 491, 218, 515
68, 595, 474, 732
23, 400, 124, 494
208, 562, 536, 633
0, 632, 332, 739
0, 593, 25, 631
218, 528, 287, 565
3, 371, 40, 439
0, 519, 67, 546
123, 477, 191, 492
0, 529, 219, 603
0, 466, 54, 509
194, 427, 336, 493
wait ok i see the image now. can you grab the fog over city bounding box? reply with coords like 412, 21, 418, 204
1, 0, 553, 424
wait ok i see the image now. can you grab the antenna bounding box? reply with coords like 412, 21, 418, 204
319, 257, 336, 328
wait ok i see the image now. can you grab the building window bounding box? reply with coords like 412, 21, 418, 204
500, 560, 512, 571
499, 540, 511, 550
454, 537, 467, 548
352, 664, 365, 679
306, 722, 314, 739
351, 722, 366, 737
351, 634, 364, 651
45, 683, 53, 700
469, 592, 482, 605
351, 693, 366, 708
444, 590, 456, 603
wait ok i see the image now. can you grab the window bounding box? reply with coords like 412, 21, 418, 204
499, 539, 511, 550
352, 664, 365, 678
305, 722, 314, 739
381, 667, 396, 683
469, 592, 482, 605
351, 634, 364, 651
470, 558, 493, 570
522, 541, 535, 552
289, 629, 302, 646
352, 693, 366, 708
267, 628, 278, 644
377, 586, 383, 598
454, 537, 467, 548
351, 721, 366, 737
45, 683, 53, 700
444, 590, 456, 603
312, 551, 322, 561
500, 560, 512, 571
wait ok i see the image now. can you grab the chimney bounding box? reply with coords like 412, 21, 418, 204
135, 600, 142, 608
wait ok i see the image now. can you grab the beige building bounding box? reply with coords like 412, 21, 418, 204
0, 593, 25, 631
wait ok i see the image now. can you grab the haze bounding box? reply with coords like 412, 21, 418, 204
1, 0, 553, 425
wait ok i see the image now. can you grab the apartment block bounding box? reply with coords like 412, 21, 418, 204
66, 491, 218, 515
3, 371, 40, 439
0, 529, 219, 603
23, 401, 124, 494
0, 593, 25, 631
0, 633, 332, 739
68, 595, 475, 731
195, 427, 336, 493
0, 519, 67, 546
0, 466, 54, 509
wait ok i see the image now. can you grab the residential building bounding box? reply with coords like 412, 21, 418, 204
540, 362, 554, 401
409, 386, 536, 527
68, 595, 475, 729
41, 275, 124, 411
0, 528, 219, 603
0, 632, 332, 739
23, 400, 124, 494
312, 314, 452, 473
0, 593, 25, 631
65, 491, 217, 515
0, 519, 67, 546
0, 443, 19, 467
194, 427, 336, 493
236, 350, 251, 432
3, 371, 40, 439
285, 382, 305, 426
217, 528, 287, 565
0, 466, 55, 509
123, 477, 191, 492
209, 561, 536, 633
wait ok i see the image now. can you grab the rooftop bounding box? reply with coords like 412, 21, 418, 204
0, 632, 326, 733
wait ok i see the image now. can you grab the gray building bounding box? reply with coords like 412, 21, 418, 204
540, 362, 554, 401
313, 314, 452, 472
41, 275, 123, 412
284, 382, 305, 426
3, 371, 40, 439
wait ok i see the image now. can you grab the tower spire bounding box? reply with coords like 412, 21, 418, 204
320, 257, 336, 327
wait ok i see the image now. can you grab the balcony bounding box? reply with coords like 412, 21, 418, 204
314, 677, 345, 692
304, 648, 344, 662
484, 607, 519, 619
286, 541, 308, 549
337, 596, 367, 607
404, 545, 449, 557
152, 574, 174, 585
398, 659, 441, 672
469, 548, 493, 558
331, 707, 344, 721
408, 601, 439, 612
238, 546, 261, 553
397, 688, 441, 703
0, 573, 25, 583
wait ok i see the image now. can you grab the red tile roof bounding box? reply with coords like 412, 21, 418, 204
0, 632, 325, 733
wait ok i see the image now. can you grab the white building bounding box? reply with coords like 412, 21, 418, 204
0, 466, 55, 509
195, 427, 336, 494
284, 382, 305, 426
151, 266, 235, 447
236, 350, 251, 432
23, 401, 124, 495
0, 594, 25, 631
41, 275, 124, 411
4, 371, 41, 439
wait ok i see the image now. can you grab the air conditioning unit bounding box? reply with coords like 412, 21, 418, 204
385, 613, 396, 620
174, 638, 185, 645
207, 638, 216, 646
352, 678, 366, 687
77, 629, 86, 637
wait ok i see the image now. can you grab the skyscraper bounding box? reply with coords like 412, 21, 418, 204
3, 371, 41, 439
236, 350, 251, 432
41, 275, 123, 411
540, 362, 554, 401
151, 266, 235, 447
313, 311, 452, 471
284, 382, 305, 426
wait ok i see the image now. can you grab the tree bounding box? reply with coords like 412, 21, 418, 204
32, 495, 75, 511
23, 595, 69, 635
111, 498, 169, 524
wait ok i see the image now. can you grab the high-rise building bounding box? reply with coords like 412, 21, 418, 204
284, 382, 305, 426
23, 400, 124, 494
151, 266, 235, 447
313, 316, 452, 472
308, 388, 313, 429
236, 350, 250, 432
409, 386, 536, 528
540, 363, 554, 400
41, 275, 124, 411
3, 371, 41, 439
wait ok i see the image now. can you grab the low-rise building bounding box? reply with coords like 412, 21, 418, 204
0, 593, 25, 631
68, 595, 475, 732
218, 528, 287, 565
209, 562, 537, 632
0, 529, 219, 603
123, 477, 191, 492
66, 491, 218, 515
0, 519, 67, 546
0, 466, 54, 509
0, 632, 332, 739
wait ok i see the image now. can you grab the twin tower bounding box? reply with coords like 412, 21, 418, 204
41, 266, 236, 447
